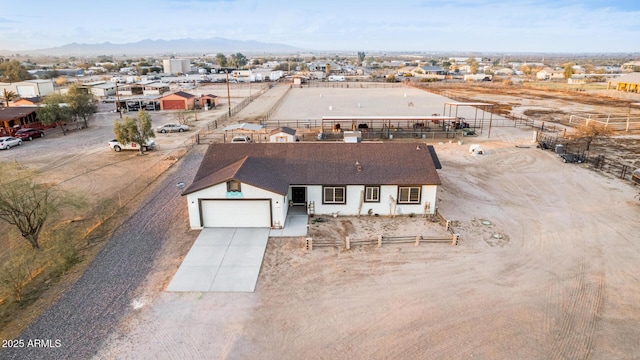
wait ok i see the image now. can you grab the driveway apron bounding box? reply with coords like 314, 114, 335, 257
167, 228, 270, 292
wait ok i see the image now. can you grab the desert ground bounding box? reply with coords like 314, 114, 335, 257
92, 84, 640, 359
2, 82, 639, 359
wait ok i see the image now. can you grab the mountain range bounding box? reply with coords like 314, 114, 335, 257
0, 37, 301, 56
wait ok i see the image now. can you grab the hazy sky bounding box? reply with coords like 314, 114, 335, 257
1, 0, 639, 53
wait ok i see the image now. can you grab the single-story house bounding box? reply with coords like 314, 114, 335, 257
141, 81, 170, 96
413, 66, 447, 76
608, 73, 640, 93
536, 67, 565, 81
12, 97, 42, 106
269, 127, 297, 142
182, 143, 442, 229
0, 106, 39, 135
160, 91, 196, 110
494, 68, 515, 76
84, 81, 117, 98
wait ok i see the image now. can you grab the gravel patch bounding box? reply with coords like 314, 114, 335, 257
1, 149, 203, 359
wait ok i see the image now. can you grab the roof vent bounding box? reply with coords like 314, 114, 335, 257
355, 160, 362, 172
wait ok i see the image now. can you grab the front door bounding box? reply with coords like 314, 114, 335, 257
291, 187, 306, 205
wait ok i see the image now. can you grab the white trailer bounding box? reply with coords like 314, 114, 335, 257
270, 71, 284, 81
464, 74, 492, 81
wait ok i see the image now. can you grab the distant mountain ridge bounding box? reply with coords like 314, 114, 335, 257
0, 37, 301, 56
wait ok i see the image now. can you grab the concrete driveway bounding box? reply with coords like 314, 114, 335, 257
167, 228, 270, 292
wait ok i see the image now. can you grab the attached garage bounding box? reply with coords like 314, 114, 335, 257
200, 199, 271, 227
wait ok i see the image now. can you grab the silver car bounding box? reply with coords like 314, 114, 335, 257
0, 136, 22, 150
156, 123, 189, 133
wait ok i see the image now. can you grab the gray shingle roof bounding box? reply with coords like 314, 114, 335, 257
269, 127, 296, 136
183, 143, 441, 195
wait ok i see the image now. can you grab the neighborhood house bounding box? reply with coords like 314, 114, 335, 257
182, 143, 442, 229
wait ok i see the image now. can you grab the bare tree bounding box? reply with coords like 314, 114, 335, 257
174, 110, 193, 125
0, 172, 85, 250
574, 122, 614, 151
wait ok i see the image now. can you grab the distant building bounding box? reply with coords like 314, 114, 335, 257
0, 79, 54, 98
608, 73, 640, 93
163, 59, 191, 75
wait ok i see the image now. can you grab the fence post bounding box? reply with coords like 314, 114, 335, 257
378, 235, 382, 248
414, 235, 420, 247
345, 236, 351, 250
306, 237, 312, 251
452, 234, 459, 246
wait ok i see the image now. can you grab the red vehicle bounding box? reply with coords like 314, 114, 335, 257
14, 128, 45, 141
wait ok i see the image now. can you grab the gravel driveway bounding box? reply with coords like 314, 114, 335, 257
1, 147, 203, 360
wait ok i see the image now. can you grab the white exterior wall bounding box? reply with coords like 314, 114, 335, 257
1, 80, 54, 97
163, 59, 191, 75
269, 133, 295, 142
305, 185, 438, 216
31, 80, 54, 96
186, 182, 286, 229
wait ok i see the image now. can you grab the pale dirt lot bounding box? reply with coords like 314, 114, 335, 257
0, 86, 253, 338
94, 86, 640, 359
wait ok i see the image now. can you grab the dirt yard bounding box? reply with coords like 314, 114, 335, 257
91, 84, 640, 359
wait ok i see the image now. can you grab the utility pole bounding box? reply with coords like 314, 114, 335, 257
115, 82, 122, 119
226, 70, 231, 117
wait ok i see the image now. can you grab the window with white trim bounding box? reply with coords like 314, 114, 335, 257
323, 186, 346, 204
364, 186, 380, 202
398, 186, 421, 204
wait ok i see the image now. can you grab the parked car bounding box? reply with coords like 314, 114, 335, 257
156, 123, 190, 133
108, 139, 156, 152
0, 136, 22, 150
231, 135, 251, 143
14, 128, 45, 141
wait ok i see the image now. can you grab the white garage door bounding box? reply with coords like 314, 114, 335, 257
201, 200, 271, 227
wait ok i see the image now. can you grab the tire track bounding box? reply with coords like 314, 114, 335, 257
547, 258, 605, 360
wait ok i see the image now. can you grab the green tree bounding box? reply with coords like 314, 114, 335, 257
0, 60, 33, 82
37, 93, 72, 135
66, 84, 97, 129
1, 89, 17, 106
229, 53, 248, 68
215, 53, 228, 67
113, 110, 156, 155
357, 51, 366, 64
